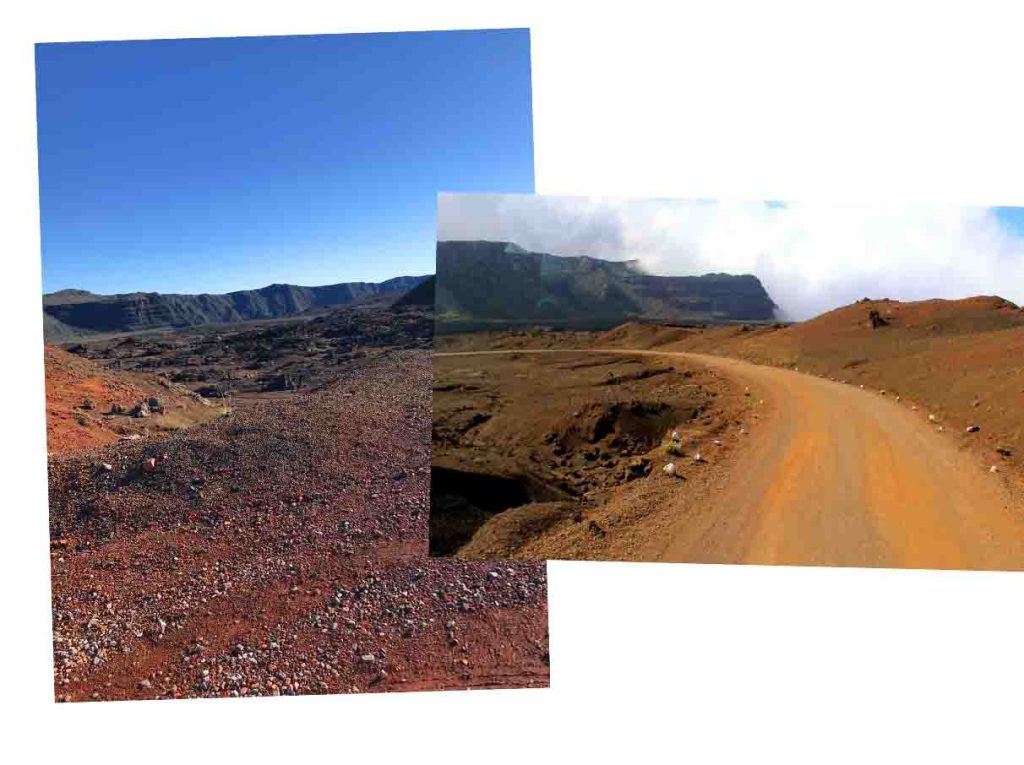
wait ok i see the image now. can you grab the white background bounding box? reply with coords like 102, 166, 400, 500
3, 1, 1023, 762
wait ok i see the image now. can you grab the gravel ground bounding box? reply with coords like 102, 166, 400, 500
48, 350, 549, 702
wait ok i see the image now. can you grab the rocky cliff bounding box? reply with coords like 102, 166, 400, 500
435, 240, 776, 330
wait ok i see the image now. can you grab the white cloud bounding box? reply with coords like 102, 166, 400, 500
437, 193, 1024, 320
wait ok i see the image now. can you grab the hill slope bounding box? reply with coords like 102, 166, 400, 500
44, 345, 220, 455
435, 240, 777, 331
42, 275, 430, 338
607, 295, 1024, 496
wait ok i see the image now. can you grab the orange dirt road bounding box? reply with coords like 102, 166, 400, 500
650, 351, 1024, 570
437, 349, 1024, 570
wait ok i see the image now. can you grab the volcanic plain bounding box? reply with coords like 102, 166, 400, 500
47, 297, 549, 702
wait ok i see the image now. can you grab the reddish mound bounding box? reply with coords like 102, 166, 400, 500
790, 296, 1022, 339
595, 322, 696, 349
625, 295, 1024, 497
44, 345, 220, 456
606, 295, 1024, 368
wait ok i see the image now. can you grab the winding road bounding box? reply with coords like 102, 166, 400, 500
647, 351, 1024, 570
437, 348, 1024, 569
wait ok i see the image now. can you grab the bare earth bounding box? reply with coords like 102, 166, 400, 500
644, 350, 1024, 569
49, 307, 549, 702
434, 338, 1024, 569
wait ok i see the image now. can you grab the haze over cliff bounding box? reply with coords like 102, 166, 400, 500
435, 240, 777, 331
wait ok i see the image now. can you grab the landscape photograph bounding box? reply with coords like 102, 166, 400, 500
39, 30, 549, 702
431, 193, 1024, 569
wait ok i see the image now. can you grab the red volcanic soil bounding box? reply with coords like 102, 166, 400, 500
608, 295, 1024, 495
44, 345, 220, 455
430, 296, 1024, 564
50, 350, 548, 701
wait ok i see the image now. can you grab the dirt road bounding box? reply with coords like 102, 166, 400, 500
437, 349, 1024, 569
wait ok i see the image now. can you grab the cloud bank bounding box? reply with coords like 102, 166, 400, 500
437, 193, 1024, 320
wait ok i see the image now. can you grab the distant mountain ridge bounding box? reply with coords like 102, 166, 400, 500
435, 240, 777, 330
43, 275, 430, 338
391, 275, 435, 310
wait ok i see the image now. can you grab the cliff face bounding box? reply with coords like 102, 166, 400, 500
435, 240, 777, 329
391, 275, 435, 310
42, 276, 428, 336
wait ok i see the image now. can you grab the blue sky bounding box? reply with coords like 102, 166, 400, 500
993, 206, 1024, 236
36, 29, 535, 295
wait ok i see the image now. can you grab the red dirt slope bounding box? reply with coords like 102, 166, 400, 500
44, 345, 220, 455
620, 296, 1024, 496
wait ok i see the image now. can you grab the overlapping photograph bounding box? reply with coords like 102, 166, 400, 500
40, 30, 548, 703
431, 193, 1024, 569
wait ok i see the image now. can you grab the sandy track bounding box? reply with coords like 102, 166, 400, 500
437, 349, 1024, 569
